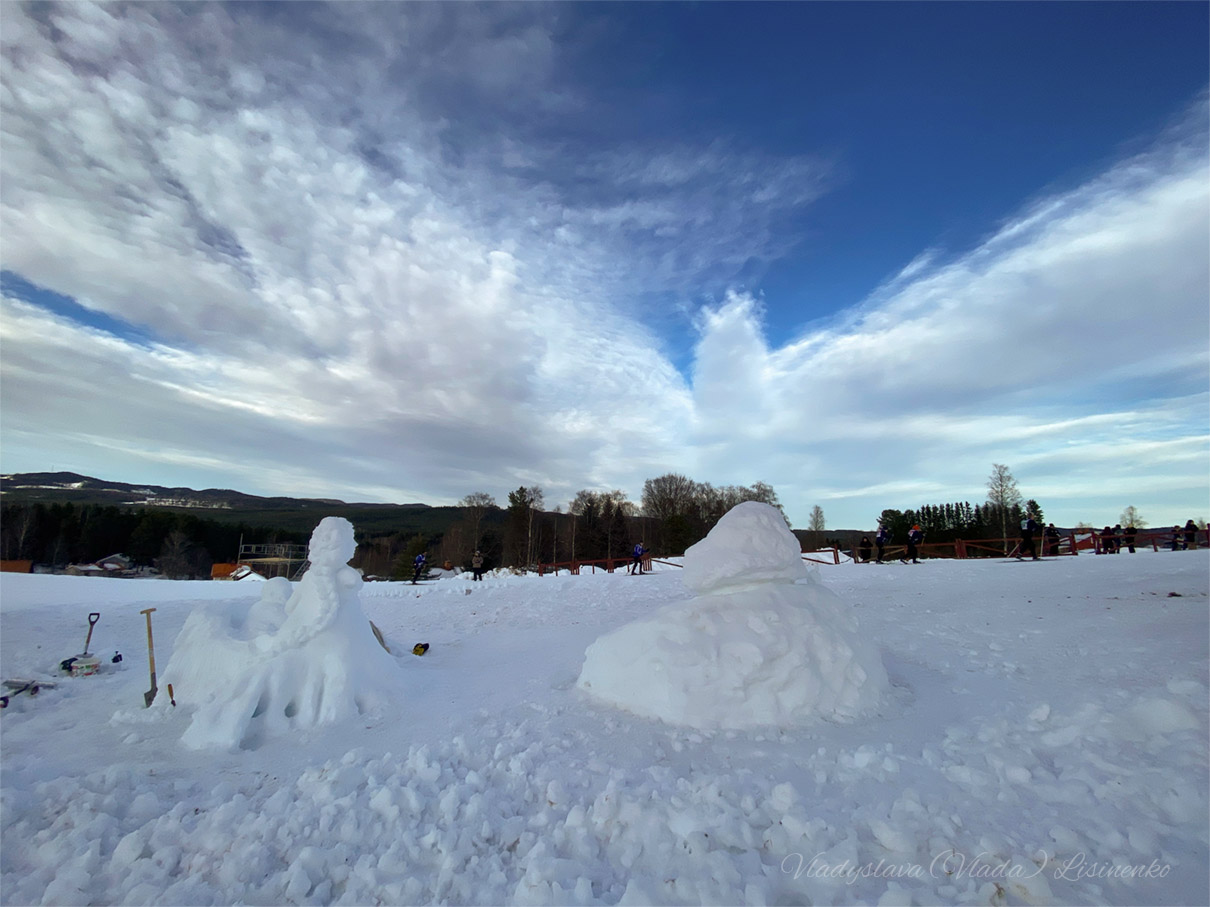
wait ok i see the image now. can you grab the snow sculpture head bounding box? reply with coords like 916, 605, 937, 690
308, 516, 357, 569
682, 501, 807, 594
259, 576, 293, 609
578, 500, 888, 730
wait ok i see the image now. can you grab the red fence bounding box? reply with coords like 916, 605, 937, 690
537, 528, 1207, 574
850, 528, 1208, 562
537, 556, 652, 576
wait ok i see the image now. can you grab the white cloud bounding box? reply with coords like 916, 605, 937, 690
685, 125, 1209, 526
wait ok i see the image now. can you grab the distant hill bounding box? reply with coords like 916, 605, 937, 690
0, 471, 468, 536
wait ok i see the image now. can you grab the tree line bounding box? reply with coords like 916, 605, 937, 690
376, 475, 786, 578
15, 462, 1174, 578
875, 499, 1043, 544
0, 502, 305, 579
5, 475, 781, 579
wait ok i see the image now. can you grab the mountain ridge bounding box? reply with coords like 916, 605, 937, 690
0, 471, 430, 511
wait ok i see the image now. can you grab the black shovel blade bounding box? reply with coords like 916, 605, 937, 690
144, 673, 157, 707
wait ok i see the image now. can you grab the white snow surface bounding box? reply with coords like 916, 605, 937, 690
578, 502, 889, 729
1, 547, 1207, 906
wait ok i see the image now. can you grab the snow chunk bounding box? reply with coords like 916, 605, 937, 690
578, 502, 888, 729
1119, 697, 1202, 739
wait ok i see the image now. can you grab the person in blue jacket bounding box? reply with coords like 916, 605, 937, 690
874, 525, 889, 564
412, 552, 426, 584
629, 541, 646, 575
901, 525, 923, 564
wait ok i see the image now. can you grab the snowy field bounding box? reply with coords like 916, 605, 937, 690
1, 546, 1207, 906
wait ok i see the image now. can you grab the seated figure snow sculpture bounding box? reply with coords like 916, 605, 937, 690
163, 516, 403, 750
577, 501, 888, 730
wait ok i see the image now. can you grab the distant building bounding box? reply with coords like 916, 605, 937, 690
211, 563, 268, 581
64, 554, 134, 577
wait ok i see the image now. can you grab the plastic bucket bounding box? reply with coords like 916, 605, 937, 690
71, 656, 101, 677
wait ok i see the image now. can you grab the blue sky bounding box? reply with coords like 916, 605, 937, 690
1, 1, 1207, 530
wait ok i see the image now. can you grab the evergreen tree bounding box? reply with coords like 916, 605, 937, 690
878, 509, 909, 541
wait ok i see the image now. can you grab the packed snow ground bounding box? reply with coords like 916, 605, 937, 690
1, 547, 1207, 906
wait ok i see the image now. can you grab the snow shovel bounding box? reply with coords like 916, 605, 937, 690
140, 608, 158, 707
62, 613, 102, 676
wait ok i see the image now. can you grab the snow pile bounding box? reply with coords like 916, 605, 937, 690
578, 501, 888, 729
161, 517, 404, 750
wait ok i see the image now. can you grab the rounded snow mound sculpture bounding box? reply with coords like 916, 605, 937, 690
577, 501, 888, 730
163, 517, 403, 750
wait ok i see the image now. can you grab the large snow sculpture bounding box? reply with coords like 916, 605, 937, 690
164, 517, 403, 750
577, 501, 888, 730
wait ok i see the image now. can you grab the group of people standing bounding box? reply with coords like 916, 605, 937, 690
855, 516, 1203, 564
858, 525, 924, 564
1097, 520, 1203, 554
1096, 524, 1138, 554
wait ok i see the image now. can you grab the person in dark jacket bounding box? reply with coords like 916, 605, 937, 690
1045, 523, 1061, 557
901, 525, 922, 564
1170, 526, 1183, 551
1184, 520, 1199, 550
874, 526, 889, 564
412, 552, 427, 584
858, 536, 872, 563
1017, 516, 1040, 560
1122, 525, 1137, 554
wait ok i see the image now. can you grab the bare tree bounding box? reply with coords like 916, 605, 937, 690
808, 505, 826, 532
641, 474, 697, 522
525, 486, 544, 567
1119, 505, 1147, 529
986, 463, 1023, 553
2, 506, 38, 560
459, 492, 498, 548
568, 490, 595, 562
157, 530, 209, 579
